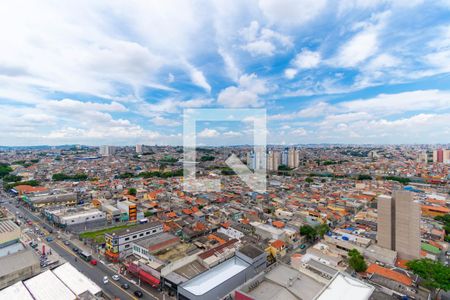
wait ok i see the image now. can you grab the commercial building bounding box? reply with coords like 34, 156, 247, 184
105, 221, 164, 262
131, 232, 180, 261
0, 248, 40, 289
45, 207, 107, 231
23, 193, 77, 209
0, 220, 20, 248
177, 245, 266, 300
117, 200, 137, 222
377, 191, 421, 260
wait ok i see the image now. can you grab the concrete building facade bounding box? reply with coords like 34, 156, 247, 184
377, 191, 420, 260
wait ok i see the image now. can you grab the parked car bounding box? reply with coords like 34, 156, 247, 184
64, 240, 70, 246
133, 290, 143, 298
112, 275, 120, 281
90, 259, 97, 266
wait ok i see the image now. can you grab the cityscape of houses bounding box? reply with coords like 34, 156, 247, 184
0, 144, 449, 299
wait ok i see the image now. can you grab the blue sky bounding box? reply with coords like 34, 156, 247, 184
0, 0, 450, 146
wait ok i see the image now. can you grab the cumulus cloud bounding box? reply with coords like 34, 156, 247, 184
240, 21, 292, 56
259, 0, 327, 25
217, 73, 270, 108
198, 128, 219, 138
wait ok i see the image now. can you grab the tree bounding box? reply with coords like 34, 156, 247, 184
406, 259, 450, 299
305, 177, 314, 183
128, 188, 137, 196
348, 249, 367, 272
300, 225, 317, 242
316, 223, 330, 238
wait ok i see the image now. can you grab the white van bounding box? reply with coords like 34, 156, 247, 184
103, 276, 109, 284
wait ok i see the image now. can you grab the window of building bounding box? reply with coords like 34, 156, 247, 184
139, 233, 143, 237
125, 237, 129, 241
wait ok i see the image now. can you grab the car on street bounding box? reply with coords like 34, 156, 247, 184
133, 290, 143, 298
90, 259, 97, 265
112, 275, 120, 281
121, 283, 130, 289
64, 240, 70, 245
45, 236, 53, 242
103, 276, 109, 284
72, 247, 79, 253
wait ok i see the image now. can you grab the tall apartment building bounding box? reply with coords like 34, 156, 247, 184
377, 190, 420, 260
287, 147, 300, 169
136, 144, 143, 154
99, 145, 116, 157
267, 150, 280, 171
247, 148, 266, 171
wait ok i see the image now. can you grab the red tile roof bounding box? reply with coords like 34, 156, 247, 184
366, 264, 413, 286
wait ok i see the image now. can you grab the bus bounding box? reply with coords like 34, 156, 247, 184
79, 251, 92, 262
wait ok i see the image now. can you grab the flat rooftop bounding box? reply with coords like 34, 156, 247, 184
0, 248, 39, 278
316, 273, 374, 300
174, 260, 207, 279
0, 281, 34, 300
134, 232, 179, 252
0, 220, 19, 234
247, 264, 325, 300
109, 221, 161, 237
24, 269, 76, 300
180, 257, 249, 296
238, 244, 265, 259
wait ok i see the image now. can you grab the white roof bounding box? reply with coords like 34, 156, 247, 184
24, 269, 76, 300
181, 257, 249, 295
0, 281, 33, 300
315, 273, 374, 300
53, 263, 102, 296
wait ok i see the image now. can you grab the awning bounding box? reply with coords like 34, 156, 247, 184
138, 270, 160, 287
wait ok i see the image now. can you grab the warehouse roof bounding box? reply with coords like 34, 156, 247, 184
24, 269, 76, 300
53, 263, 102, 296
180, 257, 249, 296
0, 281, 33, 300
315, 272, 374, 300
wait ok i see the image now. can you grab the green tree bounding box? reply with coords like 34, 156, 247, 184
300, 225, 317, 242
2, 174, 22, 182
316, 223, 330, 238
128, 188, 137, 196
348, 249, 367, 272
305, 177, 314, 183
406, 259, 450, 299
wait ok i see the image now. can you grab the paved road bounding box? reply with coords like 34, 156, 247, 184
1, 197, 164, 300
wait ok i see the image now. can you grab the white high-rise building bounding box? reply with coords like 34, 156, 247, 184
99, 145, 116, 157
247, 148, 266, 170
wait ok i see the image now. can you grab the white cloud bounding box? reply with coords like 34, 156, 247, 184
333, 30, 378, 68
223, 131, 243, 137
150, 116, 181, 127
198, 128, 219, 138
218, 48, 241, 81
185, 63, 212, 92
284, 68, 298, 79
217, 73, 270, 108
259, 0, 327, 25
240, 21, 292, 56
293, 49, 321, 69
